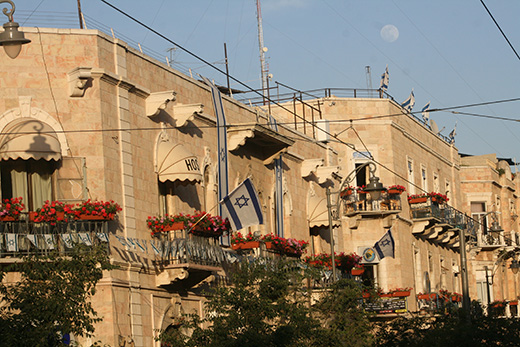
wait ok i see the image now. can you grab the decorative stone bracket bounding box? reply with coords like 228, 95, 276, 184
68, 67, 92, 97
146, 91, 176, 118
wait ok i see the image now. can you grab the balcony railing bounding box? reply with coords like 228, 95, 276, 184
152, 230, 227, 268
0, 219, 110, 258
341, 191, 402, 216
409, 200, 478, 246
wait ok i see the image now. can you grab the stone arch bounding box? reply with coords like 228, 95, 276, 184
0, 96, 69, 156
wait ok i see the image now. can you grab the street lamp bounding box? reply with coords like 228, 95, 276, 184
326, 161, 384, 281
0, 0, 31, 59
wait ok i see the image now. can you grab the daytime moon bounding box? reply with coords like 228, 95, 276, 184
380, 24, 399, 42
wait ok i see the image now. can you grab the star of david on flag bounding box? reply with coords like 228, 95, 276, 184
220, 178, 263, 231
373, 229, 395, 260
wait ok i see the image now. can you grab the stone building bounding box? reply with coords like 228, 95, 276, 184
0, 27, 338, 346
460, 154, 520, 308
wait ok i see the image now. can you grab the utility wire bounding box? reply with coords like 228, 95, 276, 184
479, 0, 520, 62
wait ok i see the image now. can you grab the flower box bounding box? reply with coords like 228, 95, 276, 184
265, 241, 274, 249
351, 268, 365, 276
78, 213, 114, 221
232, 241, 260, 250
392, 290, 411, 297
362, 292, 371, 299
409, 197, 428, 204
509, 300, 518, 306
387, 189, 404, 195
379, 293, 393, 298
340, 190, 354, 198
417, 293, 437, 300
162, 222, 184, 231
0, 216, 16, 222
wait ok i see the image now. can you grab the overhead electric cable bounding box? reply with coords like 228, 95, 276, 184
479, 0, 520, 61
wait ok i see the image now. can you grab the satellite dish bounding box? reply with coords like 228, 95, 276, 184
430, 119, 439, 134
262, 47, 268, 52
423, 271, 431, 293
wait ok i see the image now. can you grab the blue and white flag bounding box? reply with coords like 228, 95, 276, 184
96, 233, 109, 243
449, 121, 457, 144
43, 234, 55, 250
115, 235, 127, 247
61, 234, 74, 249
421, 102, 430, 123
379, 65, 389, 92
201, 76, 229, 214
26, 234, 39, 248
150, 239, 162, 255
402, 90, 415, 112
220, 178, 264, 231
6, 234, 18, 252
78, 233, 92, 246
126, 237, 136, 250
135, 239, 147, 253
373, 229, 395, 260
268, 115, 284, 237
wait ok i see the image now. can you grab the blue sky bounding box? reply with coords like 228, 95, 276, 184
12, 0, 520, 163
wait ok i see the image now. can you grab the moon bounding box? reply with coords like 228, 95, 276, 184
380, 24, 399, 43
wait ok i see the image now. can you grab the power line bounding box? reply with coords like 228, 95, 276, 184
479, 0, 520, 62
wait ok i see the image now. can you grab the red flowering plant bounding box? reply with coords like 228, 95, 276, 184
304, 252, 361, 272
147, 215, 185, 236
231, 231, 260, 245
261, 233, 309, 256
387, 185, 406, 193
0, 197, 24, 220
428, 192, 449, 204
174, 211, 230, 238
33, 200, 74, 224
340, 186, 356, 197
73, 199, 122, 219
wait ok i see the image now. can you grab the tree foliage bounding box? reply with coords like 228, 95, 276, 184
159, 259, 375, 347
0, 245, 114, 347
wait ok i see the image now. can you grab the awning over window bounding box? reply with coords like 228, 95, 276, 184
308, 194, 340, 228
0, 118, 62, 161
156, 141, 202, 183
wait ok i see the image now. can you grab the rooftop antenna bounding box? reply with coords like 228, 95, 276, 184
430, 119, 439, 134
76, 0, 83, 29
256, 0, 269, 105
365, 66, 372, 97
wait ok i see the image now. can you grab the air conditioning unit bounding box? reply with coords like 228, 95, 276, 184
315, 119, 330, 142
358, 246, 380, 264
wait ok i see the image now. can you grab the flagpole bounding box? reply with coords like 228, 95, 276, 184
326, 187, 337, 281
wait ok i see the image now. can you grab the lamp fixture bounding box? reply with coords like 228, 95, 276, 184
511, 259, 520, 275
362, 164, 385, 200
0, 0, 30, 59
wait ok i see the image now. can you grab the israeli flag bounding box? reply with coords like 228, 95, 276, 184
268, 115, 284, 237
401, 90, 415, 111
78, 233, 92, 246
373, 229, 395, 260
61, 234, 74, 249
115, 235, 127, 247
126, 237, 136, 250
449, 121, 457, 144
96, 233, 109, 243
421, 102, 430, 123
135, 239, 146, 253
220, 178, 264, 231
6, 234, 18, 252
150, 239, 161, 255
26, 234, 39, 248
379, 65, 389, 92
43, 234, 55, 250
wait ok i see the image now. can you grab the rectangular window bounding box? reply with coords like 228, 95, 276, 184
407, 158, 414, 194
433, 173, 440, 192
421, 166, 427, 192
1, 159, 56, 211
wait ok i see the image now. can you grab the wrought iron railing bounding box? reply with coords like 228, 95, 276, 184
409, 200, 479, 243
0, 219, 110, 258
152, 230, 227, 267
341, 191, 402, 215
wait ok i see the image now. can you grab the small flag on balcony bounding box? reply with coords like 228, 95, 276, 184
374, 229, 395, 260
401, 90, 415, 111
6, 233, 18, 252
43, 234, 55, 250
78, 233, 92, 246
150, 239, 161, 255
220, 178, 264, 231
26, 234, 38, 248
96, 233, 109, 243
61, 234, 74, 249
115, 235, 127, 247
135, 239, 147, 253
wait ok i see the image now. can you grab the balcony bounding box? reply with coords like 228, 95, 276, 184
0, 218, 110, 259
153, 230, 227, 289
341, 191, 402, 217
409, 199, 477, 248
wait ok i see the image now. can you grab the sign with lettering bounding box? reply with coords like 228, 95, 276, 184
185, 158, 200, 172
364, 297, 407, 314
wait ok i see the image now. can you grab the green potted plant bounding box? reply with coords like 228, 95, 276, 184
407, 193, 429, 204
387, 185, 406, 194
231, 231, 260, 250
